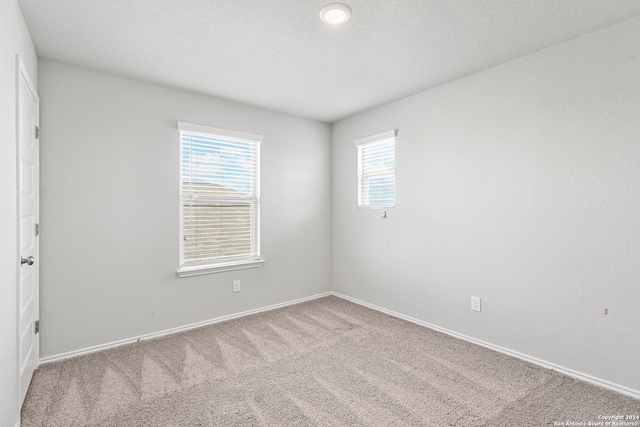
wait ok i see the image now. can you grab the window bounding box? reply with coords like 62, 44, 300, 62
177, 122, 263, 277
355, 130, 396, 208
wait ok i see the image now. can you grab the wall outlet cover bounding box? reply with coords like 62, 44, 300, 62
471, 296, 481, 312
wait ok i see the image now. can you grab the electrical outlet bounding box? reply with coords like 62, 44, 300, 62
471, 296, 481, 312
233, 280, 241, 293
604, 308, 608, 315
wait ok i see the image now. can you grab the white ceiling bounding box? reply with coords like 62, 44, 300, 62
17, 0, 640, 123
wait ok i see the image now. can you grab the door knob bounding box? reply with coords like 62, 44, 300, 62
21, 256, 35, 266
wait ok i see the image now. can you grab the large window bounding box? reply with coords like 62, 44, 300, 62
177, 122, 263, 277
355, 130, 396, 208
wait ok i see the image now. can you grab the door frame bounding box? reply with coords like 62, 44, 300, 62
16, 54, 39, 410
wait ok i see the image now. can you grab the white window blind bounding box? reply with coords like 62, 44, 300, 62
178, 122, 262, 272
355, 130, 396, 208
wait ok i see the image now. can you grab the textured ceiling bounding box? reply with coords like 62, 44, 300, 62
17, 0, 640, 123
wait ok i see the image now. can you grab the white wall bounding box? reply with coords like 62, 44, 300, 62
332, 16, 640, 393
0, 0, 37, 424
38, 60, 331, 358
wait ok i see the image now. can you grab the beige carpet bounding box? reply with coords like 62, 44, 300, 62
22, 296, 640, 426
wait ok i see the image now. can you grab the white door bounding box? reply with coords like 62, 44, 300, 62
17, 56, 39, 408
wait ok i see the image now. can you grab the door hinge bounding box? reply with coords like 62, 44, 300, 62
35, 126, 39, 139
35, 320, 39, 334
35, 223, 39, 236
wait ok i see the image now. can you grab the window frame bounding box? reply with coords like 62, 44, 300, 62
354, 129, 397, 209
177, 121, 264, 278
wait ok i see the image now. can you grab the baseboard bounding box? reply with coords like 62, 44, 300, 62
332, 291, 640, 400
37, 289, 640, 399
39, 291, 332, 365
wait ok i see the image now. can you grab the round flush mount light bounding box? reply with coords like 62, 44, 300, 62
319, 3, 351, 24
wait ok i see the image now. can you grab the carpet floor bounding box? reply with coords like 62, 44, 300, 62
21, 296, 640, 426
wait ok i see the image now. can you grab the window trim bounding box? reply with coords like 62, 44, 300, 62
354, 129, 397, 209
176, 121, 264, 277
177, 258, 264, 278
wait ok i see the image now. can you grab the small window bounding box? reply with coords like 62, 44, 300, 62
355, 130, 396, 208
178, 122, 263, 277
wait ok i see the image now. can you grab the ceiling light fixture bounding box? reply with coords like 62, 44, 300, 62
319, 3, 351, 25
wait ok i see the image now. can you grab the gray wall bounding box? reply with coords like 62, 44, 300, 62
38, 60, 332, 358
332, 16, 640, 393
0, 0, 38, 424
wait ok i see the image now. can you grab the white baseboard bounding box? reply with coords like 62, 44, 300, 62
39, 292, 332, 365
332, 291, 640, 400
37, 289, 640, 400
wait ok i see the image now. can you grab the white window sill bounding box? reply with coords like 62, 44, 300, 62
177, 259, 265, 278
